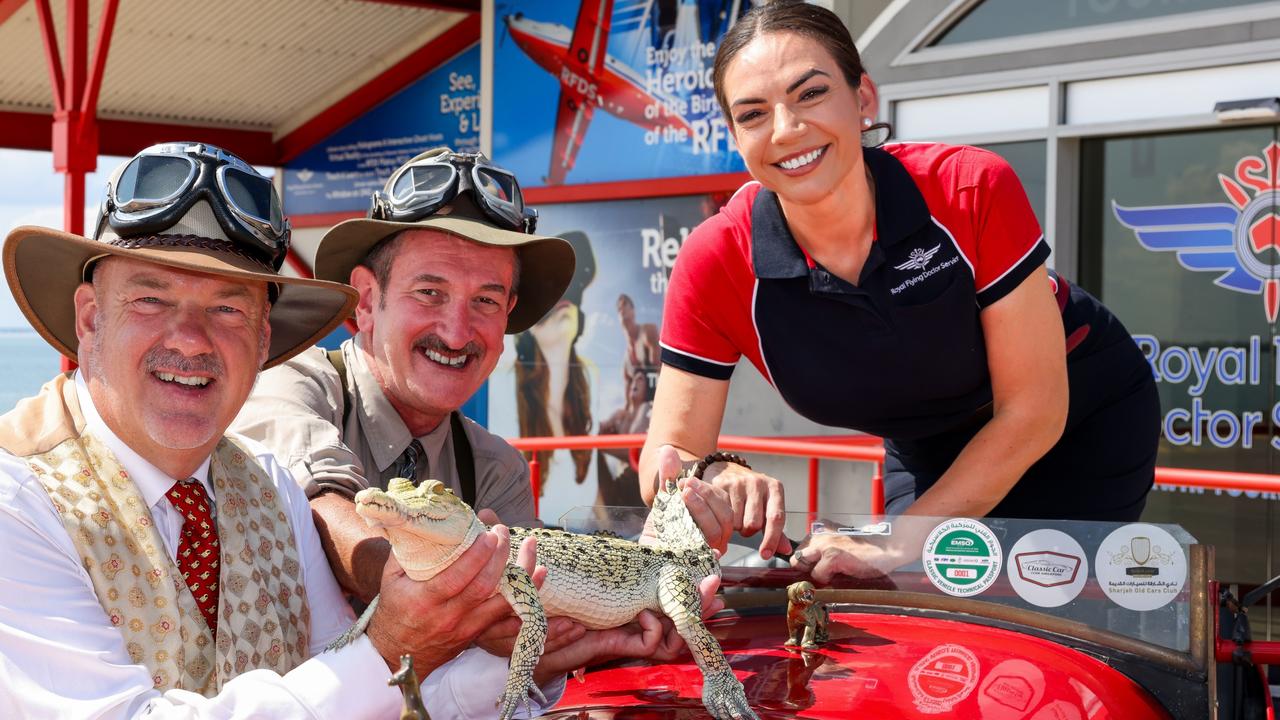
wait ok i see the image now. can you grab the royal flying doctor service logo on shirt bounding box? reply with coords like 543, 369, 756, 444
888, 241, 962, 300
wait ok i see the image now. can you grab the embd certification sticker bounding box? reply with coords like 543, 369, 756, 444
922, 518, 1003, 597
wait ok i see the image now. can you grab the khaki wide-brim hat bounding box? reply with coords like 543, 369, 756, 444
316, 209, 575, 335
4, 213, 357, 369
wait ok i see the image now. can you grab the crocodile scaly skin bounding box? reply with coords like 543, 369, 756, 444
346, 474, 757, 720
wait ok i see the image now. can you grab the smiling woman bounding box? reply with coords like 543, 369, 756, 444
639, 0, 1161, 585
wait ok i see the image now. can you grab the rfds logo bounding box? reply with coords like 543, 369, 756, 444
894, 244, 941, 271
1113, 142, 1280, 322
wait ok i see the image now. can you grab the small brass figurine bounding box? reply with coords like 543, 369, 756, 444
389, 654, 430, 720
785, 581, 830, 651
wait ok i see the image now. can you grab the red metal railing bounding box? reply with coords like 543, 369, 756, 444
508, 432, 1280, 520
509, 433, 887, 525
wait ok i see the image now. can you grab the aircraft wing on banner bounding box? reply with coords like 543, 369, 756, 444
549, 83, 597, 186
547, 0, 612, 185
504, 0, 701, 185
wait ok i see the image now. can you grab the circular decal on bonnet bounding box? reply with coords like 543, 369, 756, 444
922, 518, 1002, 597
909, 643, 980, 714
1007, 529, 1088, 608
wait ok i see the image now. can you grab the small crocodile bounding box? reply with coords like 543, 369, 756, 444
331, 470, 757, 720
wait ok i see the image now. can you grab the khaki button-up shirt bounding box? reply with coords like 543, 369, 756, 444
232, 338, 535, 526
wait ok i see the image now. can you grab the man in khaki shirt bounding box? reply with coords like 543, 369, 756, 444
233, 148, 576, 606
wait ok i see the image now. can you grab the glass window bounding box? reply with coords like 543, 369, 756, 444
975, 140, 1047, 231
1078, 126, 1279, 636
933, 0, 1272, 46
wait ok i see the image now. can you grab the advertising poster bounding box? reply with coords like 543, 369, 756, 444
1102, 129, 1280, 478
1094, 127, 1279, 585
488, 193, 731, 525
491, 0, 753, 186
282, 45, 481, 215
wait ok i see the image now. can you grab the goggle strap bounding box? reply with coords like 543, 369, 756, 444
104, 234, 275, 272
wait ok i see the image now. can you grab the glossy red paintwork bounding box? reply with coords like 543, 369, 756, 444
548, 610, 1172, 719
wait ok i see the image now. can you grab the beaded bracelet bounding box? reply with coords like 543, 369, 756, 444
692, 451, 751, 480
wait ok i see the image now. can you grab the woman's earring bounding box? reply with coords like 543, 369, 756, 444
862, 117, 873, 128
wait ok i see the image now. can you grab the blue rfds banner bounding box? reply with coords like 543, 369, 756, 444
283, 46, 481, 216
492, 0, 754, 186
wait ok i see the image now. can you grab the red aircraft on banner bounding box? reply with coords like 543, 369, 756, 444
503, 0, 695, 185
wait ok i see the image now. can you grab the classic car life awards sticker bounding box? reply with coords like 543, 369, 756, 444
1094, 523, 1187, 611
922, 518, 1002, 597
1007, 529, 1088, 608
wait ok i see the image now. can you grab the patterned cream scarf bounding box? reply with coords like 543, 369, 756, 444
0, 375, 310, 695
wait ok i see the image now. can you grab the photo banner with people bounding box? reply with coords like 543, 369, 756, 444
491, 0, 754, 186
488, 193, 731, 525
282, 45, 481, 215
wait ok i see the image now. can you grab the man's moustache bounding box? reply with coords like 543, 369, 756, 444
144, 349, 224, 377
414, 336, 482, 359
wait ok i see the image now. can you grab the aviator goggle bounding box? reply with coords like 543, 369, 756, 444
369, 150, 538, 233
94, 142, 290, 271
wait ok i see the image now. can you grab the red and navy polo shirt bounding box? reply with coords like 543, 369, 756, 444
660, 143, 1051, 441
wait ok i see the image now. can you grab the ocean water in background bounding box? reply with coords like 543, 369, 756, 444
0, 330, 60, 409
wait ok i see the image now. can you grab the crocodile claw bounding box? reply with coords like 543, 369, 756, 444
703, 667, 758, 720
496, 673, 548, 720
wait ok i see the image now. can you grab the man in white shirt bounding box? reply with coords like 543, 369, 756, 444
0, 143, 569, 719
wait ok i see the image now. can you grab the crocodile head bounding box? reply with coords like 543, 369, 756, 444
651, 471, 712, 550
354, 478, 485, 581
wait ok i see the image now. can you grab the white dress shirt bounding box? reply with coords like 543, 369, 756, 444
0, 373, 562, 719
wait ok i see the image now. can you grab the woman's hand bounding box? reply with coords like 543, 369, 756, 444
790, 533, 907, 584
642, 444, 792, 560
683, 461, 792, 560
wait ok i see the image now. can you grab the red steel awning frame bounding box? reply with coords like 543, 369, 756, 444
8, 1, 481, 365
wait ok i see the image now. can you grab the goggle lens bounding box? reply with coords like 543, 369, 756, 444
117, 155, 193, 204
223, 166, 281, 229
474, 166, 520, 206
394, 165, 455, 201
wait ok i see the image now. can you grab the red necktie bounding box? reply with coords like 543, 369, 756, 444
165, 479, 220, 634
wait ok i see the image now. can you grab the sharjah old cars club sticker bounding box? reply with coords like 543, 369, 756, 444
922, 519, 1002, 597
1094, 523, 1187, 611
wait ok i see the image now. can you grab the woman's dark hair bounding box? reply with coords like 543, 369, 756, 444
712, 0, 866, 124
514, 328, 593, 487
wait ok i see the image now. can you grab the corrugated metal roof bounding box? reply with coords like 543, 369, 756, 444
0, 0, 468, 136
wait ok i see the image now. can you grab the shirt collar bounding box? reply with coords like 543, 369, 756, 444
751, 188, 808, 279
864, 145, 931, 247
74, 372, 214, 509
751, 146, 931, 279
416, 412, 452, 478
346, 338, 449, 473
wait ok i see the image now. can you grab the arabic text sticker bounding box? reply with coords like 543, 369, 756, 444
1094, 523, 1187, 611
922, 518, 1002, 597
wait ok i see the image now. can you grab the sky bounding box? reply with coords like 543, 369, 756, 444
0, 148, 123, 328
0, 149, 280, 329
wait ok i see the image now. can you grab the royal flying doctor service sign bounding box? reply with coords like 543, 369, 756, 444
1113, 141, 1280, 463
